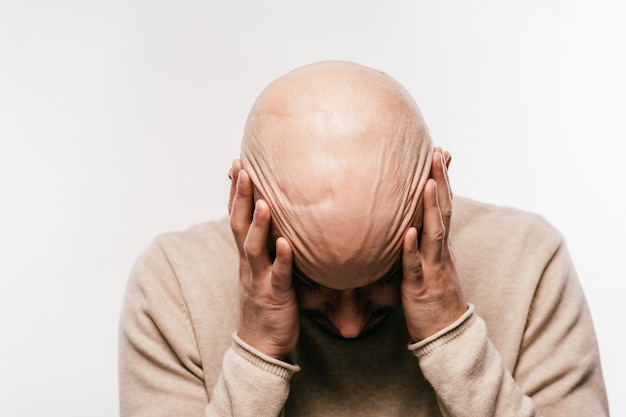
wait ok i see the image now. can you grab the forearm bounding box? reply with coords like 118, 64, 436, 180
410, 306, 538, 417
205, 334, 299, 417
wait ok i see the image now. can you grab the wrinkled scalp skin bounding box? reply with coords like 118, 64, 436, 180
242, 61, 433, 289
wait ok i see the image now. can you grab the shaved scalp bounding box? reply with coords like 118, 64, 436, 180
241, 61, 433, 289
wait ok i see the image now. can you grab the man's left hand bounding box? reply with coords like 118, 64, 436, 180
400, 148, 467, 342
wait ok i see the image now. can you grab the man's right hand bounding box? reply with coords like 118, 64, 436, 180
228, 160, 300, 361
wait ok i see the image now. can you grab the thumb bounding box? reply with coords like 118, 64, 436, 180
272, 237, 293, 291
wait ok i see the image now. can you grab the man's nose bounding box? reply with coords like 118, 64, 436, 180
326, 292, 370, 338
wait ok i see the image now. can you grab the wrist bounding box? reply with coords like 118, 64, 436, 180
236, 329, 294, 361
233, 332, 300, 374
406, 302, 469, 342
408, 303, 474, 348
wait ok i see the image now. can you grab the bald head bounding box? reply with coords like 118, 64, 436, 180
241, 61, 433, 289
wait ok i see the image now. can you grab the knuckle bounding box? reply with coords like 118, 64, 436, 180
432, 225, 446, 243
229, 215, 238, 229
271, 262, 289, 280
230, 217, 245, 236
236, 187, 247, 199
405, 256, 423, 277
243, 239, 258, 257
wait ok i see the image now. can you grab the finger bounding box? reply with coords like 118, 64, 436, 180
443, 150, 452, 169
430, 151, 453, 233
433, 147, 451, 169
228, 159, 243, 215
442, 151, 453, 198
230, 169, 254, 255
420, 179, 445, 264
243, 199, 272, 276
401, 227, 423, 284
272, 237, 294, 291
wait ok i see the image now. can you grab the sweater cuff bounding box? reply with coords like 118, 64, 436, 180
233, 332, 300, 378
407, 303, 476, 357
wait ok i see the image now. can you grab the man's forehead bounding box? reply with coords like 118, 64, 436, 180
292, 256, 403, 291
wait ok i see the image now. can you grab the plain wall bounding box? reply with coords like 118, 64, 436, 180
1, 1, 624, 415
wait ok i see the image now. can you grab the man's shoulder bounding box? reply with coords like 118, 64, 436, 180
124, 217, 239, 388
133, 216, 238, 292
451, 195, 565, 276
453, 195, 562, 245
453, 195, 552, 225
153, 216, 234, 254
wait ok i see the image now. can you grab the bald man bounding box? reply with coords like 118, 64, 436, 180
119, 62, 609, 416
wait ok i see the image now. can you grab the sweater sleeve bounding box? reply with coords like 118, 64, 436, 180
205, 335, 299, 417
119, 239, 297, 417
409, 239, 609, 417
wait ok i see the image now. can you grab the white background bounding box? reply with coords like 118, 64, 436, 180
1, 1, 624, 415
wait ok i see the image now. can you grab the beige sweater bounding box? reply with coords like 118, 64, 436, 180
119, 197, 609, 416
